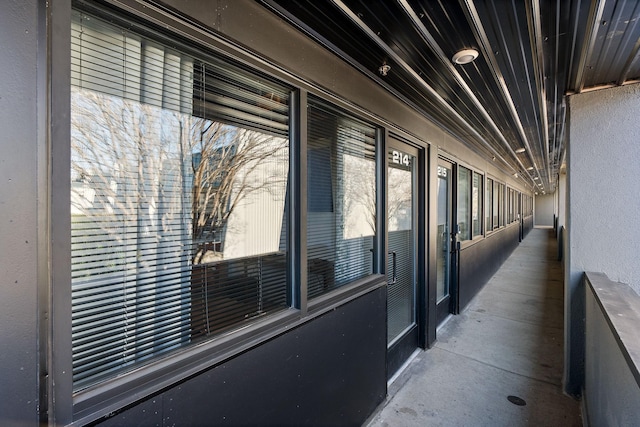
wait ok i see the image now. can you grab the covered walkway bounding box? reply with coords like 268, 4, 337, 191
368, 228, 582, 426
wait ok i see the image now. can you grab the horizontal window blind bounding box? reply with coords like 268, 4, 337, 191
457, 166, 471, 241
71, 10, 290, 391
472, 172, 482, 237
306, 97, 377, 299
387, 149, 416, 344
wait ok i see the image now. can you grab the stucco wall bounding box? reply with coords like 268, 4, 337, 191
534, 194, 554, 226
0, 1, 41, 424
568, 83, 640, 293
565, 82, 640, 395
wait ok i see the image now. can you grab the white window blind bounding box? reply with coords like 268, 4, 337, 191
306, 97, 376, 299
70, 10, 290, 391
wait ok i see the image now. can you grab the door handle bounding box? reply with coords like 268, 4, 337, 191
388, 251, 397, 285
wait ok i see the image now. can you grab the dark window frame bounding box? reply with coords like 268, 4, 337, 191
54, 3, 390, 424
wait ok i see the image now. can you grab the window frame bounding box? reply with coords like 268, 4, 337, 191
485, 177, 494, 233
456, 165, 472, 242
472, 171, 483, 238
52, 3, 388, 425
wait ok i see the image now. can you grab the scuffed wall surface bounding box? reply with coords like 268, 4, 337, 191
0, 0, 40, 424
568, 83, 640, 295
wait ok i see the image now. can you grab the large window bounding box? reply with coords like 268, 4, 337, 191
497, 182, 505, 227
457, 166, 471, 241
70, 11, 291, 390
485, 178, 506, 231
307, 97, 377, 299
472, 172, 483, 237
486, 177, 493, 231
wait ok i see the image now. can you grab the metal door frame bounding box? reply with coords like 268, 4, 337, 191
435, 157, 459, 324
385, 136, 425, 380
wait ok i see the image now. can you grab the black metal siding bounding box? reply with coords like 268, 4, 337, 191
93, 287, 387, 427
458, 225, 521, 312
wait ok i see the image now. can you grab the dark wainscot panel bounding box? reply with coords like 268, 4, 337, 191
93, 287, 387, 427
458, 225, 520, 311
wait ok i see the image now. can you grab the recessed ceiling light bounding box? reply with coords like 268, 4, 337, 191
452, 49, 479, 64
527, 166, 534, 171
515, 147, 526, 154
534, 177, 539, 180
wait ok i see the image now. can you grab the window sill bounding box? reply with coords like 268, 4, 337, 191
308, 274, 387, 314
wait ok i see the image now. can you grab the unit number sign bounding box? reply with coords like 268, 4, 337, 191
391, 150, 411, 167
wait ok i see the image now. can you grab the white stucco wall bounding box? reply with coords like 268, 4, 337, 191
565, 82, 640, 396
534, 194, 554, 226
568, 83, 640, 294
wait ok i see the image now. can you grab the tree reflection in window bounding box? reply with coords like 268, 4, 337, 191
70, 10, 290, 390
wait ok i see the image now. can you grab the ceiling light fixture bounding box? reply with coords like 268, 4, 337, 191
527, 166, 534, 171
452, 48, 479, 65
378, 62, 391, 76
515, 147, 526, 154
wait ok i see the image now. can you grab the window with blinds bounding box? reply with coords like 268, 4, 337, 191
486, 177, 493, 231
472, 172, 482, 237
457, 166, 471, 241
70, 10, 290, 391
306, 97, 377, 299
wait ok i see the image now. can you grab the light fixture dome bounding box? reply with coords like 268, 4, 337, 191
452, 48, 479, 64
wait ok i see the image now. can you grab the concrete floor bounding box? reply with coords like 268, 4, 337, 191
368, 227, 582, 427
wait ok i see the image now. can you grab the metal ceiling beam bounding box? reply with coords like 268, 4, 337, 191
257, 1, 475, 147
549, 0, 562, 184
618, 1, 640, 86
573, 0, 606, 93
459, 0, 541, 189
329, 0, 520, 175
619, 36, 640, 85
259, 0, 510, 169
397, 0, 537, 189
527, 0, 551, 191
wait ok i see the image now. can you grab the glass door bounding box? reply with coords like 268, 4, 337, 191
387, 138, 420, 378
436, 160, 455, 324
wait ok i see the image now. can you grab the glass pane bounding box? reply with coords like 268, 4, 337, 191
472, 172, 482, 237
70, 10, 290, 390
486, 178, 493, 231
493, 181, 499, 228
307, 97, 376, 299
499, 183, 505, 227
388, 148, 416, 345
436, 165, 450, 302
457, 167, 471, 241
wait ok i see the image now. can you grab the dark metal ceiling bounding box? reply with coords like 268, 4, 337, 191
260, 0, 640, 194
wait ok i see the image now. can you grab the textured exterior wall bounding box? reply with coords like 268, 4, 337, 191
0, 1, 41, 424
568, 84, 640, 293
565, 83, 640, 395
534, 194, 554, 226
